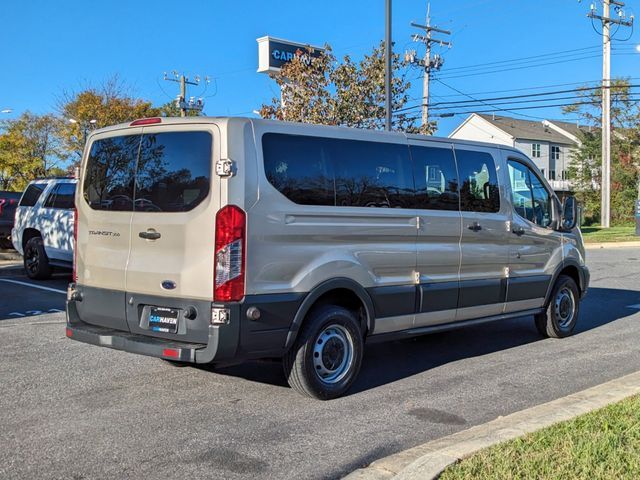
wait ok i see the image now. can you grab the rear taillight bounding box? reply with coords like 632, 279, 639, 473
214, 205, 246, 302
0, 199, 4, 215
72, 207, 78, 282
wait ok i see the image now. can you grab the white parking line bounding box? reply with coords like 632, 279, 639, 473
0, 278, 66, 295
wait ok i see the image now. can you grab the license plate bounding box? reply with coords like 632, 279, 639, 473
148, 306, 179, 333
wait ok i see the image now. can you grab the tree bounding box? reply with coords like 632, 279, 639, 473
563, 78, 640, 225
158, 101, 202, 118
0, 112, 68, 191
260, 43, 432, 134
57, 76, 161, 161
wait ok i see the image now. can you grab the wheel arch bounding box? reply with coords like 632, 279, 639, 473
544, 260, 586, 306
22, 228, 42, 250
284, 278, 375, 351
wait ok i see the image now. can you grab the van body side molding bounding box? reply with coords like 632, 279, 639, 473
367, 308, 544, 344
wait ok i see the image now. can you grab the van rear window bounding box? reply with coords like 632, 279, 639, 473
84, 131, 212, 212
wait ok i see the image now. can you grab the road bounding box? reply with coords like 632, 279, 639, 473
1, 248, 639, 480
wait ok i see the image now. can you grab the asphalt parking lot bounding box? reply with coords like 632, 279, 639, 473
1, 247, 639, 480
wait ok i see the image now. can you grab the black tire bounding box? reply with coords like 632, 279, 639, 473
535, 275, 580, 338
23, 236, 51, 280
283, 305, 363, 400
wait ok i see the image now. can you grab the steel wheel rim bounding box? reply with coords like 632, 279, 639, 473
555, 287, 575, 328
312, 324, 354, 385
25, 245, 39, 274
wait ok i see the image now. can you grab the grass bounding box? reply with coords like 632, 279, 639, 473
580, 225, 638, 243
439, 395, 640, 480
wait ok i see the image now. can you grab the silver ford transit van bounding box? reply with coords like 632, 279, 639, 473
66, 117, 589, 399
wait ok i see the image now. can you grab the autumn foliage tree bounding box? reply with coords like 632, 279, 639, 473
57, 76, 161, 161
0, 112, 67, 190
260, 42, 432, 134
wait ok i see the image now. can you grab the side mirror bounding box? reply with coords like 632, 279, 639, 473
561, 196, 578, 230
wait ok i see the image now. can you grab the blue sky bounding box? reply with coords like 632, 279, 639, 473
1, 0, 638, 135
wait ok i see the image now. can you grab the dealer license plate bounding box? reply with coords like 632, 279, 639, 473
149, 306, 179, 333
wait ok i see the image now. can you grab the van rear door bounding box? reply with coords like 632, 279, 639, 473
124, 124, 220, 344
78, 129, 142, 331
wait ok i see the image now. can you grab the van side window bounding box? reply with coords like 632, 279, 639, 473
19, 184, 45, 207
84, 135, 140, 211
262, 134, 414, 208
455, 149, 500, 213
332, 140, 413, 208
262, 134, 335, 206
508, 160, 552, 228
409, 145, 459, 211
135, 131, 212, 212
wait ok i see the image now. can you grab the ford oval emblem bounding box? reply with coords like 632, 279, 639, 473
161, 280, 177, 290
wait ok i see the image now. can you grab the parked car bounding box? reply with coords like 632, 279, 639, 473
66, 117, 589, 400
12, 178, 77, 279
0, 190, 21, 249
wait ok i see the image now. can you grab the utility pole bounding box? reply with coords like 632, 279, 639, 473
405, 3, 451, 128
586, 0, 633, 228
385, 0, 392, 131
164, 71, 208, 117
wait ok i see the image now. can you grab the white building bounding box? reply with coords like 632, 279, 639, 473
449, 113, 588, 192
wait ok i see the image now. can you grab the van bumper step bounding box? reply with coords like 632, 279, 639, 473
65, 322, 207, 363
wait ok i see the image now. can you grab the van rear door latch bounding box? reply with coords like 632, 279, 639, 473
216, 158, 235, 177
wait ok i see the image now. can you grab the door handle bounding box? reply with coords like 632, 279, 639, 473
139, 230, 161, 240
512, 227, 526, 236
467, 222, 482, 232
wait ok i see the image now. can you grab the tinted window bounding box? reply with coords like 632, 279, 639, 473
84, 135, 140, 211
19, 184, 45, 207
409, 145, 459, 211
455, 149, 500, 213
262, 133, 335, 206
44, 183, 76, 210
135, 132, 212, 212
333, 140, 413, 208
262, 134, 414, 208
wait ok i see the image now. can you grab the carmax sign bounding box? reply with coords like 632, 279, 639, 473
257, 36, 324, 74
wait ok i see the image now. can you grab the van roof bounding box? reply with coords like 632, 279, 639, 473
90, 116, 525, 156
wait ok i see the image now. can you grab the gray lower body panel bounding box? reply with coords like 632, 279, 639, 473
66, 284, 305, 363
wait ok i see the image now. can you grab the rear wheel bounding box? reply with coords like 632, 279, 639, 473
535, 275, 580, 338
23, 236, 51, 280
283, 305, 363, 400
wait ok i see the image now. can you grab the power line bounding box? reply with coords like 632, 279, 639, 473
442, 45, 602, 73
400, 97, 640, 120
398, 83, 640, 113
435, 53, 613, 80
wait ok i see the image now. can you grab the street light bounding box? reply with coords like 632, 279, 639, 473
68, 118, 98, 153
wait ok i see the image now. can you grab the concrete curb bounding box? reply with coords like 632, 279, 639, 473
344, 371, 640, 480
584, 241, 640, 249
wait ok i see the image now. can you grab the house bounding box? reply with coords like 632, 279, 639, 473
449, 113, 587, 192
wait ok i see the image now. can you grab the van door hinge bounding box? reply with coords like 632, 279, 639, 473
416, 216, 422, 230
414, 271, 420, 284
216, 158, 235, 177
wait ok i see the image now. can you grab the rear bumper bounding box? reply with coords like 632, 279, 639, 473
65, 285, 305, 364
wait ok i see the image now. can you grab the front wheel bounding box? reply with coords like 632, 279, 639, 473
283, 305, 363, 400
535, 275, 580, 338
23, 236, 51, 280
